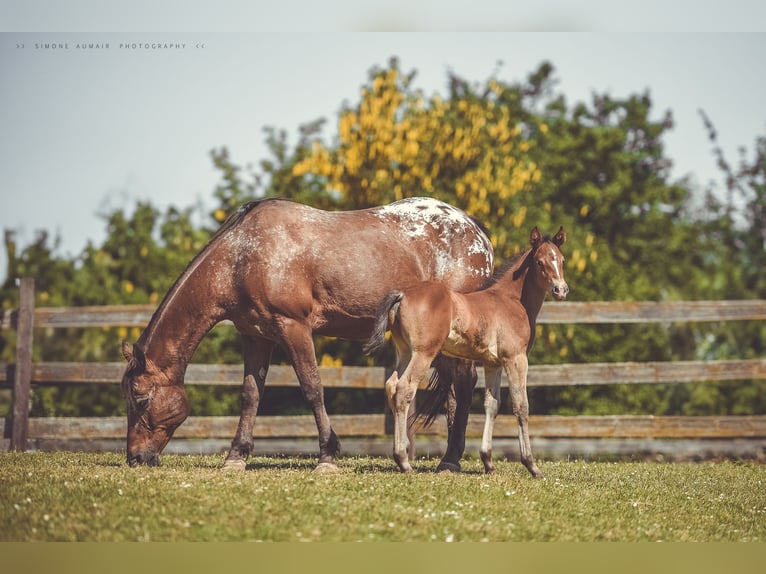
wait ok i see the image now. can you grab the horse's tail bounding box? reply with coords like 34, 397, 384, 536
418, 357, 478, 429
417, 365, 449, 428
363, 290, 404, 356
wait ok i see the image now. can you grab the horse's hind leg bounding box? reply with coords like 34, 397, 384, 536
281, 320, 340, 473
223, 336, 275, 471
388, 351, 432, 473
436, 357, 477, 473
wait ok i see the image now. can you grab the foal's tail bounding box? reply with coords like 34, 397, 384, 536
363, 291, 404, 356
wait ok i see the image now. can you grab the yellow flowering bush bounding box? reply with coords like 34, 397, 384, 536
290, 60, 542, 258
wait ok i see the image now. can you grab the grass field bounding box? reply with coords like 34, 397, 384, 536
1, 452, 764, 542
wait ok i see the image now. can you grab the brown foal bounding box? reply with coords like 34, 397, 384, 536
366, 226, 568, 476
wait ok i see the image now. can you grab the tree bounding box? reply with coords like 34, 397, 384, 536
2, 59, 763, 419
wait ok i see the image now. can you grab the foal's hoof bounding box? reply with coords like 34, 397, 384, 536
436, 461, 461, 473
314, 462, 340, 474
222, 458, 247, 471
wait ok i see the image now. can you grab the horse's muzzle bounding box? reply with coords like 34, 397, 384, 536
127, 451, 161, 467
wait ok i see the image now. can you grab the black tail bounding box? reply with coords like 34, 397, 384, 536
364, 291, 404, 356
417, 356, 478, 428
417, 366, 450, 428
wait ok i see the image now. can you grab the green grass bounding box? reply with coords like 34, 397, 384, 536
1, 452, 764, 542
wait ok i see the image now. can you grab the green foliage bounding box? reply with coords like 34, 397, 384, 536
1, 59, 764, 419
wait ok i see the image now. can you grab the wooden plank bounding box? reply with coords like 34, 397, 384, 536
538, 300, 766, 323
485, 359, 766, 387
536, 415, 766, 438
19, 414, 766, 441
13, 300, 764, 329
24, 414, 388, 440
423, 414, 766, 439
11, 278, 35, 452
20, 362, 387, 388
9, 358, 764, 388
179, 414, 387, 438
31, 304, 157, 328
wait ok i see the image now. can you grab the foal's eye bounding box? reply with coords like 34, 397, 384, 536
537, 260, 544, 267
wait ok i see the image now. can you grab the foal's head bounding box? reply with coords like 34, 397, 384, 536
528, 226, 569, 301
121, 341, 189, 466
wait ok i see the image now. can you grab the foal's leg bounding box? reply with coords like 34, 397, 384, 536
281, 319, 340, 473
388, 352, 433, 473
436, 357, 478, 473
479, 367, 502, 474
505, 354, 542, 478
406, 394, 418, 462
223, 335, 275, 470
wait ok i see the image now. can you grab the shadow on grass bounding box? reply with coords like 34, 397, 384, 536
244, 455, 489, 475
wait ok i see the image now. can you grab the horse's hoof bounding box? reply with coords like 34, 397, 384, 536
222, 458, 247, 471
314, 462, 340, 474
436, 461, 461, 473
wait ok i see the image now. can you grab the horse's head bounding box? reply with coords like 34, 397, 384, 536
529, 226, 569, 301
121, 341, 189, 467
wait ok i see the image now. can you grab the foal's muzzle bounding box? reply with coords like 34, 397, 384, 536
552, 282, 569, 300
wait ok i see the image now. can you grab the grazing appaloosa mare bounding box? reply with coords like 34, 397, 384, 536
121, 197, 493, 471
366, 226, 568, 476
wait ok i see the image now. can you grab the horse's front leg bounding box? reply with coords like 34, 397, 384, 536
506, 354, 542, 478
436, 357, 478, 473
223, 335, 275, 471
479, 367, 502, 474
281, 320, 340, 473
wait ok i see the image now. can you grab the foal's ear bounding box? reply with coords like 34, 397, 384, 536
552, 226, 567, 246
529, 226, 542, 247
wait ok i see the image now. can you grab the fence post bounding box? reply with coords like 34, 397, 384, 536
11, 278, 35, 452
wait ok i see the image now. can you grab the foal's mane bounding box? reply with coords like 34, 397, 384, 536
485, 233, 560, 287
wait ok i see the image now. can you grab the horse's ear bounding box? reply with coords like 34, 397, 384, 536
121, 341, 134, 362
122, 341, 145, 370
530, 226, 542, 247
553, 226, 567, 246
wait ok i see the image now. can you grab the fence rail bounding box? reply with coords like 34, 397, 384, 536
3, 299, 766, 330
2, 278, 765, 460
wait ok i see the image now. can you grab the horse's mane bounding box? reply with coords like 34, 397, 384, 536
136, 198, 281, 348
468, 215, 492, 242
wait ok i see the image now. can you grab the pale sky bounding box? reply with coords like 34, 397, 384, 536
1, 4, 765, 283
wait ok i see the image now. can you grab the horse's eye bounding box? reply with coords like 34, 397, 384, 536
537, 260, 544, 267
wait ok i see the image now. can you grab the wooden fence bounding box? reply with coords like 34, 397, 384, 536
2, 277, 765, 461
